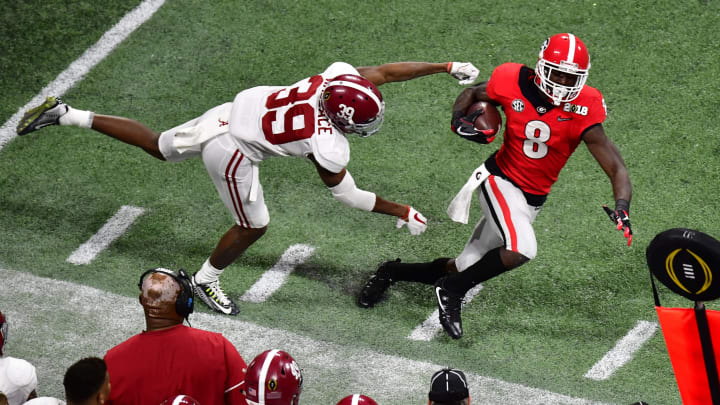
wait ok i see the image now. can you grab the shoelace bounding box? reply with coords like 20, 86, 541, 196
206, 280, 231, 306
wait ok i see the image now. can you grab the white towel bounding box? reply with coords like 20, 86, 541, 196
173, 104, 232, 154
447, 163, 490, 224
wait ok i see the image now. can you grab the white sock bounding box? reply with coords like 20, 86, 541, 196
58, 106, 94, 128
194, 258, 224, 284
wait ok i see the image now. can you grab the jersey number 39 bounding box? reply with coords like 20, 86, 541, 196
261, 75, 323, 145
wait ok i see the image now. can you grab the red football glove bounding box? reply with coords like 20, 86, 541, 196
603, 204, 632, 246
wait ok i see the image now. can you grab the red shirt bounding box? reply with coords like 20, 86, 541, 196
105, 325, 247, 405
486, 63, 606, 195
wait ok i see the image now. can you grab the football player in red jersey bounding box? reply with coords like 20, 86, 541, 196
359, 33, 632, 340
16, 61, 479, 316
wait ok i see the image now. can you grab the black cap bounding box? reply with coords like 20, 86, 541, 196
428, 368, 469, 402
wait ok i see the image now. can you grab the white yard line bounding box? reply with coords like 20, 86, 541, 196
66, 205, 145, 265
584, 320, 658, 380
0, 268, 613, 405
240, 244, 315, 303
408, 284, 484, 341
0, 0, 166, 151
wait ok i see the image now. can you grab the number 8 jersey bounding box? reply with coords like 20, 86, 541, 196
228, 62, 359, 174
487, 63, 607, 196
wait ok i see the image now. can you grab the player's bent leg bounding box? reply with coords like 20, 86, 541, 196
358, 257, 452, 308
192, 224, 267, 316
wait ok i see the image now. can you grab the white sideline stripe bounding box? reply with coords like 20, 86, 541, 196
66, 205, 145, 265
240, 244, 315, 303
0, 0, 166, 151
584, 320, 658, 380
0, 268, 612, 405
408, 284, 483, 341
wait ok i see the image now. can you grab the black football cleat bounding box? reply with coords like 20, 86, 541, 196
357, 258, 400, 308
434, 277, 464, 339
16, 96, 68, 135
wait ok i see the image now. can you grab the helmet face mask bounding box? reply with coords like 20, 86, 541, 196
320, 75, 385, 137
535, 33, 590, 105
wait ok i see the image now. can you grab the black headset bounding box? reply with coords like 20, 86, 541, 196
137, 268, 194, 319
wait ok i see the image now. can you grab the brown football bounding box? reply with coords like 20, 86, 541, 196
465, 101, 502, 135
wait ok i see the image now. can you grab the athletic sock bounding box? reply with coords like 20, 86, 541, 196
58, 106, 94, 128
193, 258, 224, 284
442, 247, 507, 295
386, 258, 451, 285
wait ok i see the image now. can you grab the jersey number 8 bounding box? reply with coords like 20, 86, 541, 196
523, 120, 550, 159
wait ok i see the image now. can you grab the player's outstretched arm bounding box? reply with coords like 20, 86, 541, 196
584, 124, 633, 245
309, 155, 427, 235
357, 61, 478, 87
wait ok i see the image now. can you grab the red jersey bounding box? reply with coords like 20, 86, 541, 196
105, 325, 247, 405
486, 63, 606, 195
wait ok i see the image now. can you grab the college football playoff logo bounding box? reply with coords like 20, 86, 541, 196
646, 228, 720, 301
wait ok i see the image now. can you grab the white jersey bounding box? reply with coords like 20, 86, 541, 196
0, 356, 37, 405
229, 62, 357, 173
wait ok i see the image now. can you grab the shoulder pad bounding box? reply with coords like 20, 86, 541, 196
311, 129, 350, 173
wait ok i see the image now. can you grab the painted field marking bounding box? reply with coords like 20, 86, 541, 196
66, 205, 145, 265
584, 320, 658, 380
240, 244, 315, 303
408, 284, 484, 341
0, 0, 166, 151
0, 268, 613, 405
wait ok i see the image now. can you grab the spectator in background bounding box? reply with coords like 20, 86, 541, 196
428, 368, 469, 405
103, 269, 246, 405
61, 357, 110, 405
1, 392, 8, 405
0, 311, 38, 405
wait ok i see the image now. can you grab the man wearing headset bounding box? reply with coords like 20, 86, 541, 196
103, 269, 247, 405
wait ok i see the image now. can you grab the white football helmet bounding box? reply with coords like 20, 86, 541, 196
535, 33, 590, 105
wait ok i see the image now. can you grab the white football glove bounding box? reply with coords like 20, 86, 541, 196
447, 62, 480, 85
396, 206, 428, 236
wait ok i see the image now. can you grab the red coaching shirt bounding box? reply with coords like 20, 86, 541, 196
105, 325, 247, 405
486, 63, 607, 196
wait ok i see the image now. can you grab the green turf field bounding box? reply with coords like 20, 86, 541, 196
2, 1, 720, 404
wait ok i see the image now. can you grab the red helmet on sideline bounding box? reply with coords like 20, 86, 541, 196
245, 350, 303, 405
160, 395, 201, 405
535, 33, 590, 105
321, 75, 385, 137
0, 311, 7, 356
336, 394, 378, 405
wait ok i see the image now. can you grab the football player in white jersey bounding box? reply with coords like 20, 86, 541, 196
17, 61, 479, 315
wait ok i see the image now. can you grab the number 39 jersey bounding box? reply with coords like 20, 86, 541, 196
487, 62, 607, 195
228, 62, 358, 173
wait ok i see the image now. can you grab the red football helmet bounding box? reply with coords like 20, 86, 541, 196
535, 33, 590, 105
160, 395, 201, 405
245, 350, 303, 405
320, 74, 385, 137
336, 394, 378, 405
0, 311, 7, 356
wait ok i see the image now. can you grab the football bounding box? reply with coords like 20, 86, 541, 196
465, 101, 502, 135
